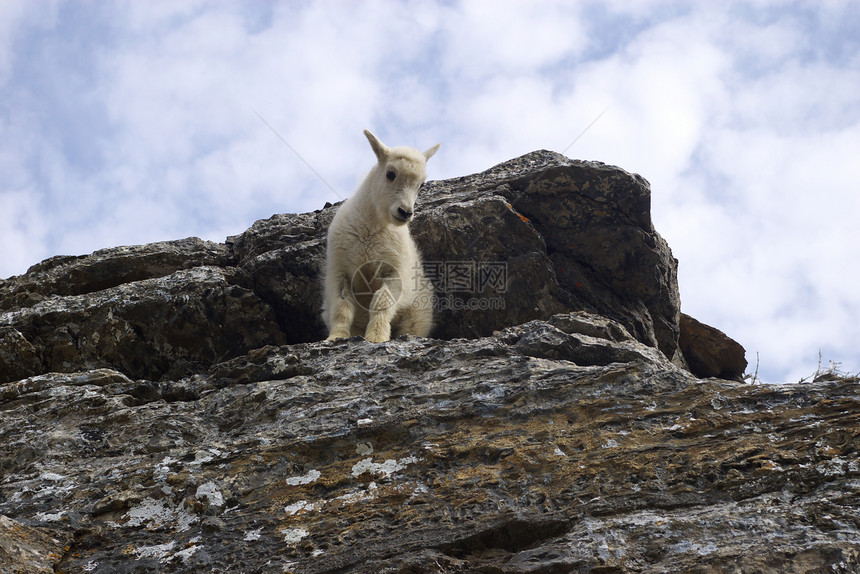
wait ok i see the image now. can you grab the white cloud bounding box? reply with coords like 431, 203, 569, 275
0, 190, 48, 278
646, 5, 860, 381
439, 1, 588, 77
0, 1, 58, 83
686, 124, 860, 381
567, 15, 729, 181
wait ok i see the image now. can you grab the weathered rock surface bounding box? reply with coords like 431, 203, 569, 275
3, 151, 845, 573
0, 314, 857, 573
0, 514, 72, 574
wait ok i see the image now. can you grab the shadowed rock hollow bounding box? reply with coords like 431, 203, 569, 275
1, 151, 857, 573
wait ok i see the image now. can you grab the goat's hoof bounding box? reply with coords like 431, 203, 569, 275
364, 330, 390, 343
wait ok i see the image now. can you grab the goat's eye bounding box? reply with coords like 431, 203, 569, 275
386, 170, 396, 181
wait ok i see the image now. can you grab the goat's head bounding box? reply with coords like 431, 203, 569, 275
364, 129, 440, 226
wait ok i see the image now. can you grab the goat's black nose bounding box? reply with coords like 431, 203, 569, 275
397, 207, 413, 219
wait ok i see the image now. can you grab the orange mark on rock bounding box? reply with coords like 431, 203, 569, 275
505, 202, 531, 223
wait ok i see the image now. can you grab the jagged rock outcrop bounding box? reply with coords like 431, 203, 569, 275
0, 151, 744, 384
5, 152, 844, 574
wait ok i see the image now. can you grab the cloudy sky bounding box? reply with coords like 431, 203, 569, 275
1, 0, 858, 382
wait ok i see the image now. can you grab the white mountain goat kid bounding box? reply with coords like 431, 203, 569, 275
323, 130, 440, 342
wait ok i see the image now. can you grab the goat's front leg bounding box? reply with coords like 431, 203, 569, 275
364, 282, 399, 343
326, 276, 355, 341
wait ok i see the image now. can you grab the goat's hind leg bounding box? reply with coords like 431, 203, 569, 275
394, 294, 433, 338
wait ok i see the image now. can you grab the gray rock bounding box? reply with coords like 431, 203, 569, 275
0, 326, 41, 383
0, 316, 857, 573
228, 211, 332, 344
680, 312, 748, 381
413, 152, 682, 363
0, 266, 285, 382
0, 237, 231, 311
2, 150, 717, 384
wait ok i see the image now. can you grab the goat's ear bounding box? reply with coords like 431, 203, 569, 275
423, 143, 441, 161
364, 130, 388, 163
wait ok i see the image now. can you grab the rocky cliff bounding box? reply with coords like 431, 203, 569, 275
1, 152, 857, 573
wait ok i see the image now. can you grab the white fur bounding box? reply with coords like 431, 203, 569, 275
322, 130, 440, 342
